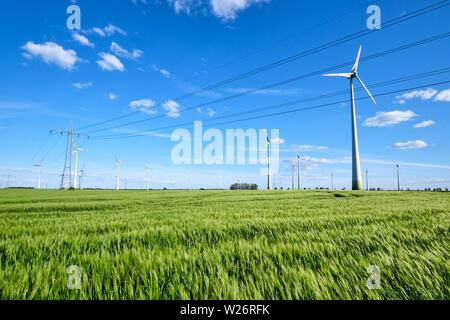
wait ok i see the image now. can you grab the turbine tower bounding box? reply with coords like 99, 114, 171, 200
262, 127, 285, 190
323, 46, 376, 190
33, 163, 42, 189
71, 138, 88, 189
396, 162, 400, 191
114, 155, 126, 190
297, 152, 301, 190
144, 164, 151, 191
79, 166, 86, 190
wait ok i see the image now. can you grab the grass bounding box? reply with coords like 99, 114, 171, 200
0, 189, 448, 300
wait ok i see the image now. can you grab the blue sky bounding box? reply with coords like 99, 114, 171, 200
0, 0, 449, 190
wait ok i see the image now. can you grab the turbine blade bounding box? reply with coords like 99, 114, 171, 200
261, 141, 270, 151
352, 45, 362, 73
356, 76, 376, 104
323, 73, 352, 77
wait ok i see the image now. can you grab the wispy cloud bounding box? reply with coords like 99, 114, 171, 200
363, 110, 416, 127
83, 24, 127, 37
391, 140, 428, 150
434, 88, 450, 102
414, 120, 435, 128
110, 42, 143, 60
395, 88, 437, 104
72, 82, 93, 89
72, 33, 94, 48
162, 100, 181, 117
129, 99, 157, 114
152, 65, 171, 78
166, 0, 271, 21
108, 93, 119, 100
96, 53, 125, 72
21, 41, 79, 70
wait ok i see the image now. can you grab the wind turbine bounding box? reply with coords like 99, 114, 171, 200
144, 164, 151, 191
33, 163, 42, 189
396, 162, 400, 191
296, 152, 301, 190
71, 138, 88, 189
114, 155, 126, 190
262, 127, 285, 190
79, 166, 86, 190
323, 46, 376, 190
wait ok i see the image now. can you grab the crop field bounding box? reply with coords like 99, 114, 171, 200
0, 189, 448, 300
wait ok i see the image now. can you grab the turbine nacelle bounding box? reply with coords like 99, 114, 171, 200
323, 45, 376, 105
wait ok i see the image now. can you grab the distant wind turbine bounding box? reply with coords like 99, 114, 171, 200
114, 155, 126, 190
262, 127, 285, 190
323, 46, 376, 190
33, 163, 42, 189
71, 138, 88, 189
144, 164, 151, 191
296, 152, 301, 190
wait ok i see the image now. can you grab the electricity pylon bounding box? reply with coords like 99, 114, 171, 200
50, 121, 89, 189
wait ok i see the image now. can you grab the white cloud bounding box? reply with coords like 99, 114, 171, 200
434, 88, 450, 102
72, 82, 93, 89
96, 53, 125, 72
162, 100, 181, 117
363, 110, 416, 127
166, 0, 270, 21
110, 42, 143, 60
108, 93, 118, 100
391, 140, 428, 150
129, 99, 157, 114
160, 69, 171, 78
297, 145, 328, 151
21, 41, 79, 70
84, 24, 126, 37
396, 88, 437, 102
206, 108, 216, 116
210, 0, 271, 21
152, 65, 171, 78
414, 120, 435, 128
197, 107, 216, 116
72, 33, 94, 48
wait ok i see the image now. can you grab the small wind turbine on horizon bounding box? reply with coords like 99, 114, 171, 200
33, 163, 42, 189
296, 152, 301, 190
262, 127, 285, 190
71, 138, 88, 189
144, 164, 151, 191
323, 46, 376, 190
114, 155, 126, 191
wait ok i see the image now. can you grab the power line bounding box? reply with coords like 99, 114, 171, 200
93, 67, 450, 139
94, 80, 450, 140
76, 0, 449, 131
144, 0, 375, 97
87, 30, 450, 136
86, 32, 450, 134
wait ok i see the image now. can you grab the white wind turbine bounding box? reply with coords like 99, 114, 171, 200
144, 164, 151, 191
71, 138, 88, 189
296, 152, 301, 190
33, 163, 42, 189
323, 46, 376, 190
114, 155, 126, 190
262, 127, 285, 190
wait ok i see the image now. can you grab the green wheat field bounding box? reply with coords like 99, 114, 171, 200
0, 189, 448, 300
